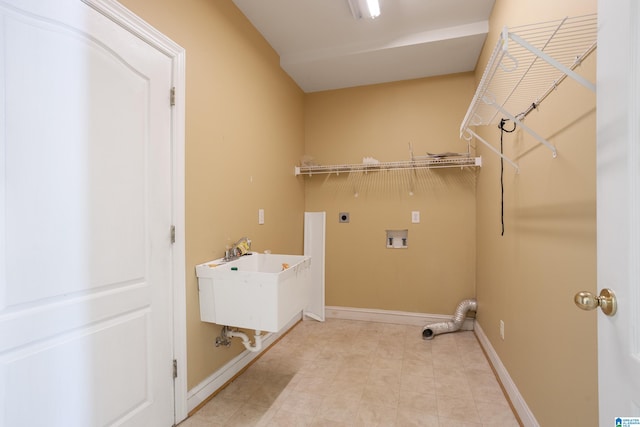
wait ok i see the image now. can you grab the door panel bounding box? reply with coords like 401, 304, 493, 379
4, 13, 149, 304
597, 0, 640, 422
0, 1, 174, 425
5, 312, 150, 425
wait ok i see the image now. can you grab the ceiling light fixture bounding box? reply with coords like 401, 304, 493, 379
347, 0, 381, 20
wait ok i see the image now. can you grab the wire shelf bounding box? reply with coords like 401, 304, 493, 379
295, 156, 482, 176
459, 14, 597, 171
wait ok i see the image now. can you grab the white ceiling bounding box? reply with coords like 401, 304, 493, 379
232, 0, 496, 92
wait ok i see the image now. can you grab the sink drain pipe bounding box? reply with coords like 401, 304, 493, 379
422, 298, 477, 340
217, 326, 264, 352
226, 328, 263, 352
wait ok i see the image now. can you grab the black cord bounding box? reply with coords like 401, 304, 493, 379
499, 119, 516, 236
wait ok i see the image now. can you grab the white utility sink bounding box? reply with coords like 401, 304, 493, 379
196, 253, 311, 332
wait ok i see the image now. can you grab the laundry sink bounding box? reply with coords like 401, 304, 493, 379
196, 253, 311, 332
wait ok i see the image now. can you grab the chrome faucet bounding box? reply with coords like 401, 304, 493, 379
224, 237, 251, 261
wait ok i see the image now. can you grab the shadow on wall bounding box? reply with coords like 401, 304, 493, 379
511, 200, 595, 239
512, 108, 596, 162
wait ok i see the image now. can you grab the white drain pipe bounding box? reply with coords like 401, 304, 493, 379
226, 329, 263, 352
422, 298, 477, 340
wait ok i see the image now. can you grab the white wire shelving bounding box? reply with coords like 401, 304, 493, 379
294, 155, 481, 176
460, 14, 597, 172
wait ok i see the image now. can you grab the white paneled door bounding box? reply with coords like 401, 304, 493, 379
0, 1, 181, 425
597, 0, 640, 423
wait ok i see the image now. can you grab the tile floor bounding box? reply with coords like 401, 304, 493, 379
180, 319, 520, 427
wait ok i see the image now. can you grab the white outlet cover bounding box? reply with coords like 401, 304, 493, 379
411, 211, 420, 223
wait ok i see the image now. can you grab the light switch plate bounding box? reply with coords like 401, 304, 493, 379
258, 209, 264, 224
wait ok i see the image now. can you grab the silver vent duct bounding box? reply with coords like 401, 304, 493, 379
422, 298, 477, 340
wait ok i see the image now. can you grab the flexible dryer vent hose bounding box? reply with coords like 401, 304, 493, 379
422, 298, 477, 340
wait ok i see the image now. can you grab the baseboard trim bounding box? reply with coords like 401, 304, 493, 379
186, 313, 302, 413
324, 305, 474, 330
474, 322, 539, 427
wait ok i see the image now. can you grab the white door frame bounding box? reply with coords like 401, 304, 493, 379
84, 0, 187, 422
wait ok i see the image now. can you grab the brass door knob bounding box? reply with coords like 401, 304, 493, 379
574, 288, 617, 316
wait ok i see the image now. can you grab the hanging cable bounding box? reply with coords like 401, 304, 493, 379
499, 119, 516, 236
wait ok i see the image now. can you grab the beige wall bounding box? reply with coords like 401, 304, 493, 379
475, 0, 598, 425
118, 0, 306, 389
304, 75, 477, 314
117, 1, 598, 423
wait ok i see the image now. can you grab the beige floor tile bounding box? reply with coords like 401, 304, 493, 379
371, 355, 404, 372
403, 341, 434, 362
375, 340, 406, 359
216, 378, 262, 402
475, 400, 521, 426
355, 401, 397, 427
398, 389, 438, 415
316, 394, 361, 423
293, 374, 334, 396
183, 320, 518, 427
327, 378, 366, 400
437, 417, 482, 426
362, 382, 401, 408
399, 372, 436, 395
335, 365, 371, 384
308, 417, 352, 427
265, 408, 312, 427
368, 367, 402, 389
436, 394, 482, 424
402, 357, 435, 378
434, 371, 473, 399
467, 372, 509, 404
395, 407, 440, 427
432, 352, 465, 369
463, 353, 493, 372
221, 402, 273, 427
278, 390, 323, 416
189, 397, 243, 424
249, 383, 291, 408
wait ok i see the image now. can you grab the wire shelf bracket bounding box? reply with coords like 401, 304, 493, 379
459, 14, 597, 171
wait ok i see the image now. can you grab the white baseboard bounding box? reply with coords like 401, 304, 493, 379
324, 305, 474, 331
474, 322, 539, 427
186, 313, 302, 413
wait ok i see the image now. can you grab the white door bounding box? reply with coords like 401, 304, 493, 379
0, 1, 177, 425
596, 0, 640, 423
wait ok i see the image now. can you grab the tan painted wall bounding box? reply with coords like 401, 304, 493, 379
117, 2, 598, 423
118, 0, 305, 389
303, 75, 478, 314
474, 0, 598, 425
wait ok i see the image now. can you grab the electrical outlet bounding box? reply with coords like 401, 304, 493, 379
258, 209, 264, 225
411, 211, 420, 223
500, 320, 505, 340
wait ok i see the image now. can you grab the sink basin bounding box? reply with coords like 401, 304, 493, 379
196, 253, 311, 332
